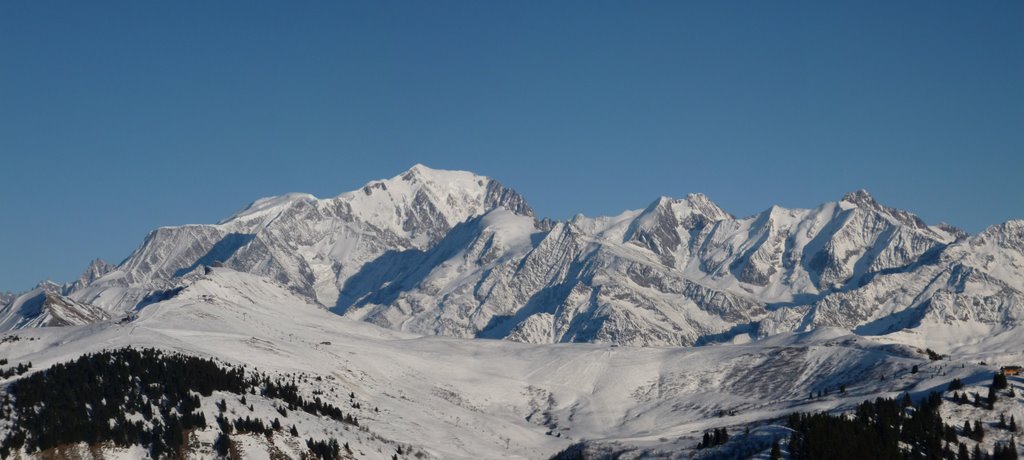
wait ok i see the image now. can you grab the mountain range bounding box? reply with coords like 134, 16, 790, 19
1, 165, 1022, 459
3, 164, 1021, 347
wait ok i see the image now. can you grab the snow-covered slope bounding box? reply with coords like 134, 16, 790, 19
2, 166, 1020, 349
6, 268, 1017, 459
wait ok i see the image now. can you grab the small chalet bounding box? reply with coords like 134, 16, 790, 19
1001, 365, 1022, 376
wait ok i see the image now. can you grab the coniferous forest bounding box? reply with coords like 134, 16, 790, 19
0, 348, 357, 459
786, 391, 1019, 460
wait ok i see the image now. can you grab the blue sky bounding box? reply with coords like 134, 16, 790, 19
1, 1, 1021, 292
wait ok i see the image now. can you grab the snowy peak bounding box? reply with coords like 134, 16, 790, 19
77, 165, 537, 311
8, 166, 1021, 350
69, 258, 115, 292
32, 279, 64, 294
935, 222, 969, 241
0, 288, 109, 330
625, 197, 685, 253
220, 165, 533, 230
682, 192, 732, 222
974, 219, 1024, 253
840, 189, 878, 207
36, 292, 110, 327
943, 219, 1024, 292
347, 164, 534, 229
840, 189, 944, 238
222, 192, 318, 224
624, 193, 730, 262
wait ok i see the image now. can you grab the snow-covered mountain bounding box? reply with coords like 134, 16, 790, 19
0, 163, 1022, 458
325, 170, 1020, 346
3, 268, 1019, 459
0, 281, 110, 330
63, 165, 532, 313
1, 165, 1021, 348
1, 268, 1021, 458
67, 258, 115, 292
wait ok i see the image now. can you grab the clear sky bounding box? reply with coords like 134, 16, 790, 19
1, 1, 1022, 292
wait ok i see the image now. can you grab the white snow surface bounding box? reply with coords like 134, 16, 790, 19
1, 166, 1021, 350
1, 268, 1021, 458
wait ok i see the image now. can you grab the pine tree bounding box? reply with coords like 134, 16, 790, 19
214, 432, 231, 457
993, 372, 1009, 390
770, 439, 782, 460
958, 442, 970, 460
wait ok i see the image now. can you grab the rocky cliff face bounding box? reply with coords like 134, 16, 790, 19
2, 166, 1019, 346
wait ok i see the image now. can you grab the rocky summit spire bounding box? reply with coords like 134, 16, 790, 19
841, 189, 876, 207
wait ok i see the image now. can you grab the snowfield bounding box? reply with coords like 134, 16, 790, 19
5, 166, 1022, 352
0, 165, 1021, 458
1, 269, 1020, 458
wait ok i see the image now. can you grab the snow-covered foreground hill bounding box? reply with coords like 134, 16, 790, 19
1, 269, 1021, 458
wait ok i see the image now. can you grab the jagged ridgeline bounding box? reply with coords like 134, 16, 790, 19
0, 348, 357, 459
2, 165, 1021, 347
